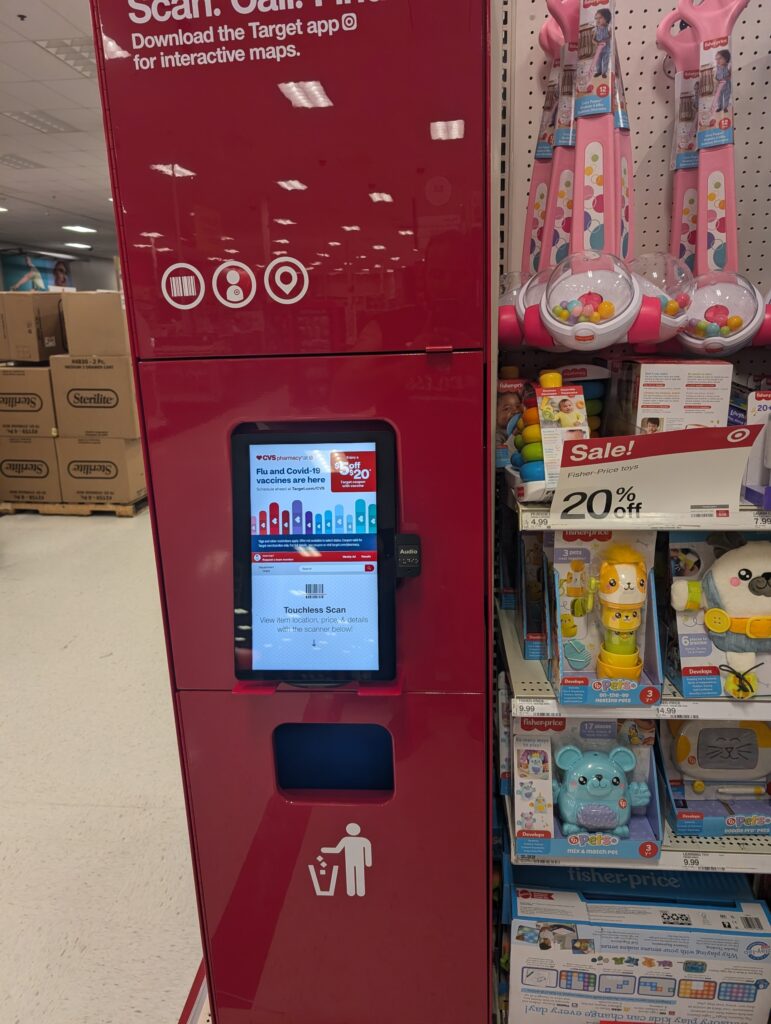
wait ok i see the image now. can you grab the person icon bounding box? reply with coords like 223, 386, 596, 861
225, 268, 243, 303
321, 823, 372, 897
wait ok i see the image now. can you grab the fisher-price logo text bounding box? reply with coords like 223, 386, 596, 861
516, 889, 555, 901
563, 531, 612, 543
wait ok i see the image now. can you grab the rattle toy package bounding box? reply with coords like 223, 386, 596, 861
551, 530, 663, 706
666, 532, 771, 699
516, 531, 549, 660
659, 719, 771, 838
509, 866, 771, 1024
512, 717, 662, 861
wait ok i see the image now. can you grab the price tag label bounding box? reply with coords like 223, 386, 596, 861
549, 427, 761, 530
658, 702, 700, 720
519, 506, 551, 531
513, 697, 557, 718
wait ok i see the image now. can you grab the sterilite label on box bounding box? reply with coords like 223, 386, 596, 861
330, 450, 376, 492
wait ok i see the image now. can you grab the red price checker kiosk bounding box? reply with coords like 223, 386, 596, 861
91, 0, 493, 1019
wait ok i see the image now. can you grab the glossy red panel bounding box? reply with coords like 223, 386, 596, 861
92, 0, 486, 359
140, 350, 486, 692
178, 689, 488, 1023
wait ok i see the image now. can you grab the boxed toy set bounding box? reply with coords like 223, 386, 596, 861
511, 717, 661, 861
603, 358, 732, 436
666, 532, 771, 699
508, 366, 609, 504
550, 530, 664, 706
517, 531, 548, 660
496, 373, 527, 470
659, 718, 771, 837
509, 866, 771, 1024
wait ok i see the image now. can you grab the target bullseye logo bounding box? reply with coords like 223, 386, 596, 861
727, 428, 751, 444
212, 261, 257, 308
264, 256, 309, 305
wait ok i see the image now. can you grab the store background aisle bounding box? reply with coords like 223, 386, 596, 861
0, 511, 201, 1023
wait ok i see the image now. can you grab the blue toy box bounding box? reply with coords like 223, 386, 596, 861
511, 717, 663, 862
509, 866, 771, 1024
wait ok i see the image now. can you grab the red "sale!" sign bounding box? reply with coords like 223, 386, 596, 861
550, 426, 762, 530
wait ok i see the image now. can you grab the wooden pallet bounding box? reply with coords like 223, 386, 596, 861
0, 496, 147, 518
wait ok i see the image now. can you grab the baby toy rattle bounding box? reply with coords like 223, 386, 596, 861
553, 744, 651, 837
671, 539, 771, 699
587, 544, 647, 682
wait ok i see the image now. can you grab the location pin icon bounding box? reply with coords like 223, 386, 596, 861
275, 266, 298, 295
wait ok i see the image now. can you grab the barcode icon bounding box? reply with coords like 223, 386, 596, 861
305, 583, 324, 598
169, 274, 198, 298
741, 916, 763, 930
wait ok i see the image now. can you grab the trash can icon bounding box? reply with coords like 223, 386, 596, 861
308, 856, 338, 897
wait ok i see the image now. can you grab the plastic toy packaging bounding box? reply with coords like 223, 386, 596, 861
667, 532, 771, 699
552, 530, 663, 706
659, 719, 771, 837
507, 365, 609, 503
512, 718, 661, 860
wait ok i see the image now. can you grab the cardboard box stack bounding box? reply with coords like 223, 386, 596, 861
51, 293, 146, 506
0, 291, 66, 503
0, 290, 145, 507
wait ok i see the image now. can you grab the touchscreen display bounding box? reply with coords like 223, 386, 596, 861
248, 442, 380, 672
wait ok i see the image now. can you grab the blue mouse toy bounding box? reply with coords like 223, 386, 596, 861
553, 745, 651, 838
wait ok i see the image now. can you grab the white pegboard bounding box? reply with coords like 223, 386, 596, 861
504, 1, 771, 295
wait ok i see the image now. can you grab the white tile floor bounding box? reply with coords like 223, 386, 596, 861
0, 510, 201, 1023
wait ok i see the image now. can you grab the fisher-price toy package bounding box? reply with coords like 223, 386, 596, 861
496, 377, 527, 469
658, 719, 771, 838
666, 532, 771, 699
512, 717, 661, 861
551, 530, 663, 707
509, 866, 771, 1024
697, 36, 735, 150
603, 358, 732, 436
516, 531, 548, 660
508, 385, 590, 503
575, 0, 614, 118
730, 380, 771, 511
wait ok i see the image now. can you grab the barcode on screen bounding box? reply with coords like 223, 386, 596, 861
169, 275, 197, 297
305, 584, 324, 598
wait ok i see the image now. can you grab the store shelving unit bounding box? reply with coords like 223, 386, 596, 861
497, 602, 771, 872
502, 787, 771, 874
497, 602, 771, 721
